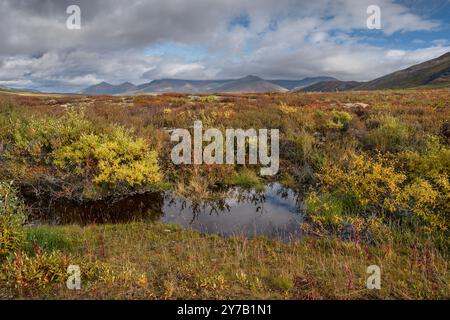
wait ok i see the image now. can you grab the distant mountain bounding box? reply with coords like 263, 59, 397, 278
0, 85, 41, 93
269, 77, 337, 90
213, 75, 288, 93
356, 52, 450, 90
79, 53, 450, 95
81, 81, 137, 95
300, 80, 363, 92
134, 79, 230, 94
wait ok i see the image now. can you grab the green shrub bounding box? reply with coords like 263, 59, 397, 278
305, 192, 345, 228
366, 115, 410, 152
293, 132, 315, 162
327, 110, 352, 131
0, 181, 26, 259
10, 109, 92, 162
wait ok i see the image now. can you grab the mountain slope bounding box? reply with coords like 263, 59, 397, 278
300, 80, 363, 92
213, 75, 288, 93
81, 81, 137, 95
269, 77, 337, 90
135, 79, 230, 93
356, 52, 450, 90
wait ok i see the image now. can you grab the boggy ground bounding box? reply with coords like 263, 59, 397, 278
0, 89, 449, 299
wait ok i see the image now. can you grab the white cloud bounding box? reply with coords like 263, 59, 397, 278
0, 0, 447, 90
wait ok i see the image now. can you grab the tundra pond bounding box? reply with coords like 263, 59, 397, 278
27, 183, 303, 241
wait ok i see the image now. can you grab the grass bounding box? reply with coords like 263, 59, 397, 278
0, 222, 447, 299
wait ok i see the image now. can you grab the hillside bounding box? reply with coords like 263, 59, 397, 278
299, 80, 362, 92
213, 75, 288, 93
134, 79, 229, 93
269, 77, 337, 90
356, 52, 450, 90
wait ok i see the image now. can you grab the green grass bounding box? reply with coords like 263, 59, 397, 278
226, 168, 265, 191
1, 222, 447, 300
23, 227, 78, 255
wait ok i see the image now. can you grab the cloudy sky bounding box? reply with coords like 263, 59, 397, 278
0, 0, 449, 92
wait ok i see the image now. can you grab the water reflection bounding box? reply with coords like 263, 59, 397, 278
162, 184, 304, 240
28, 183, 304, 240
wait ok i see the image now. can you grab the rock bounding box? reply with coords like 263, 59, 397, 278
342, 102, 369, 109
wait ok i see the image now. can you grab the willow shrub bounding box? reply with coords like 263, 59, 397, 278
306, 152, 449, 235
5, 109, 162, 197
54, 126, 161, 188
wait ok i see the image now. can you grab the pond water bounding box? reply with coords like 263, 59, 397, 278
27, 183, 305, 240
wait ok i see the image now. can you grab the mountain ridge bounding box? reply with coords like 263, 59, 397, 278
82, 75, 333, 95
300, 52, 450, 92
77, 52, 450, 94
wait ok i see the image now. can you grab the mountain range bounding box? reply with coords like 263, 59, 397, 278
81, 52, 450, 94
2, 53, 449, 95
80, 75, 337, 95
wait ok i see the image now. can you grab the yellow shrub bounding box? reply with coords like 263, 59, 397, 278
319, 153, 406, 213
54, 127, 162, 187
279, 103, 297, 115
326, 110, 352, 131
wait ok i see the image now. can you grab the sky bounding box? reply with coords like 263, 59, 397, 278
0, 0, 449, 92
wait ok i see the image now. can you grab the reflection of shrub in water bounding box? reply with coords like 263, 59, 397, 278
29, 192, 164, 225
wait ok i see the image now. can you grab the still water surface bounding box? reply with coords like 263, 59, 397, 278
29, 183, 304, 240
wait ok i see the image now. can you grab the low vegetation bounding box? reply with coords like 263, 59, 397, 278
0, 89, 448, 299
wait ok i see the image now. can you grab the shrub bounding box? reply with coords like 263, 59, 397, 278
0, 250, 110, 293
279, 103, 297, 115
400, 135, 450, 180
293, 132, 315, 163
315, 152, 449, 234
305, 191, 362, 230
10, 109, 92, 162
326, 110, 352, 131
305, 192, 345, 228
365, 115, 410, 152
318, 152, 406, 213
402, 178, 448, 233
0, 181, 26, 259
54, 126, 162, 188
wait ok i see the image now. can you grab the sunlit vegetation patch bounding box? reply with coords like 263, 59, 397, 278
0, 107, 163, 200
